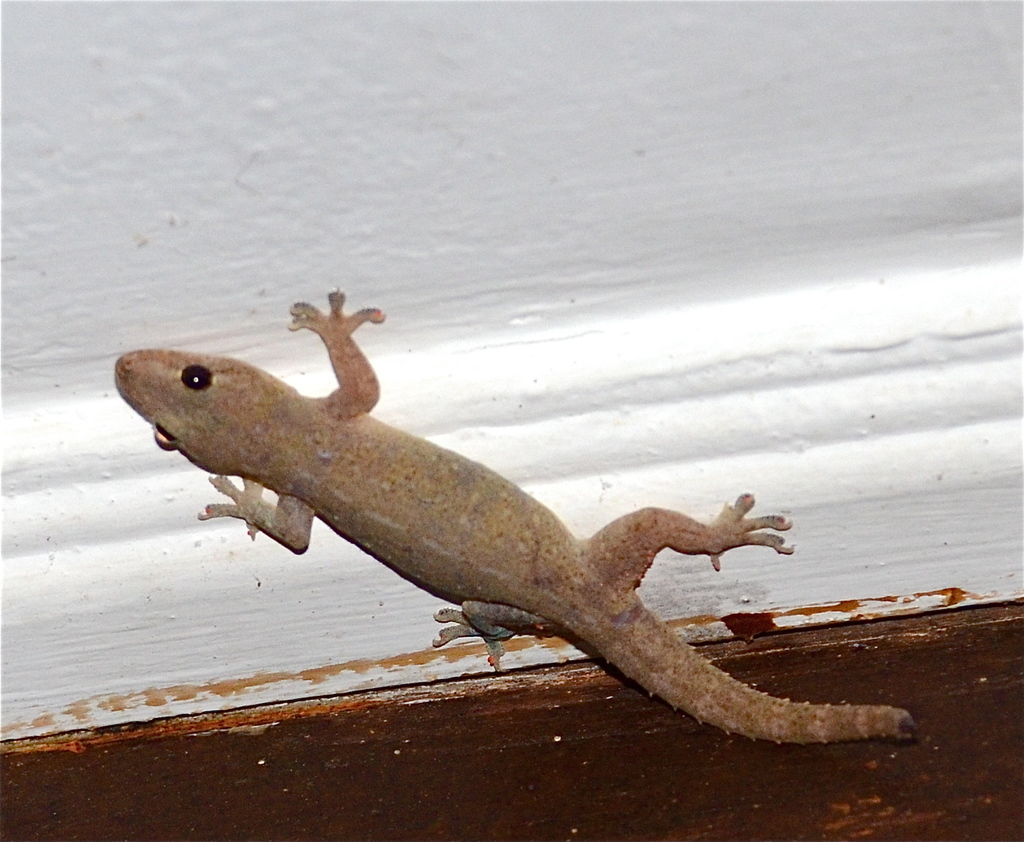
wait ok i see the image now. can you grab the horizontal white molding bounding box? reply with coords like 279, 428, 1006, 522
3, 263, 1020, 740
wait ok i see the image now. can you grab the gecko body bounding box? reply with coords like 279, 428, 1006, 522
115, 292, 913, 744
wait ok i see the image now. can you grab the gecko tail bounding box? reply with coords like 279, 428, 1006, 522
574, 498, 911, 743
578, 603, 915, 744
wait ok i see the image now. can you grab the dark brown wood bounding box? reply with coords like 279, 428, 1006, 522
2, 603, 1021, 841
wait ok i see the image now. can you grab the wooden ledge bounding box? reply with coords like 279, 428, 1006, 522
2, 603, 1021, 840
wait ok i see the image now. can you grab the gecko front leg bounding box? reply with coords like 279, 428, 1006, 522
289, 291, 385, 418
199, 476, 315, 553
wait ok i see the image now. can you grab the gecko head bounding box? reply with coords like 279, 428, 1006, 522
115, 349, 302, 475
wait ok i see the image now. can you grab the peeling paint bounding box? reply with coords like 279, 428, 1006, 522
0, 589, 1013, 743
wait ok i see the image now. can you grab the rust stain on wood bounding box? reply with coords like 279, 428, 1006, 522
721, 612, 777, 640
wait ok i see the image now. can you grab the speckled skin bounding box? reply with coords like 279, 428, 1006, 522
115, 292, 914, 744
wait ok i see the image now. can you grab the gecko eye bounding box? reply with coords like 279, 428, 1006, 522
181, 364, 213, 390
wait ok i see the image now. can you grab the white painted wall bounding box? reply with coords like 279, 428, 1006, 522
3, 3, 1021, 740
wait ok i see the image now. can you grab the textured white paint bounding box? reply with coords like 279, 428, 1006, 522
3, 3, 1021, 740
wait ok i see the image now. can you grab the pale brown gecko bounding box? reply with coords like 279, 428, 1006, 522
115, 291, 914, 743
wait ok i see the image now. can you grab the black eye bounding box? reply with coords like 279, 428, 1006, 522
181, 364, 213, 390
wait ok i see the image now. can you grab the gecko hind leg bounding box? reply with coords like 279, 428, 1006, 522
433, 601, 554, 669
584, 494, 793, 594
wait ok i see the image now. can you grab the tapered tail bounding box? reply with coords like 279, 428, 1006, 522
577, 604, 915, 743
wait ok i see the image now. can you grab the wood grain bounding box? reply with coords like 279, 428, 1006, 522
2, 603, 1020, 841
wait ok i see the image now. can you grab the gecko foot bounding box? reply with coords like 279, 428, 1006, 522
289, 290, 385, 339
432, 607, 510, 669
431, 602, 552, 670
198, 475, 271, 540
707, 493, 793, 571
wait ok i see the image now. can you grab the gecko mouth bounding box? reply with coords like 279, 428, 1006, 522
154, 424, 180, 451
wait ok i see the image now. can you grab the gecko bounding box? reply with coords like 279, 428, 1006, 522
115, 291, 914, 744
